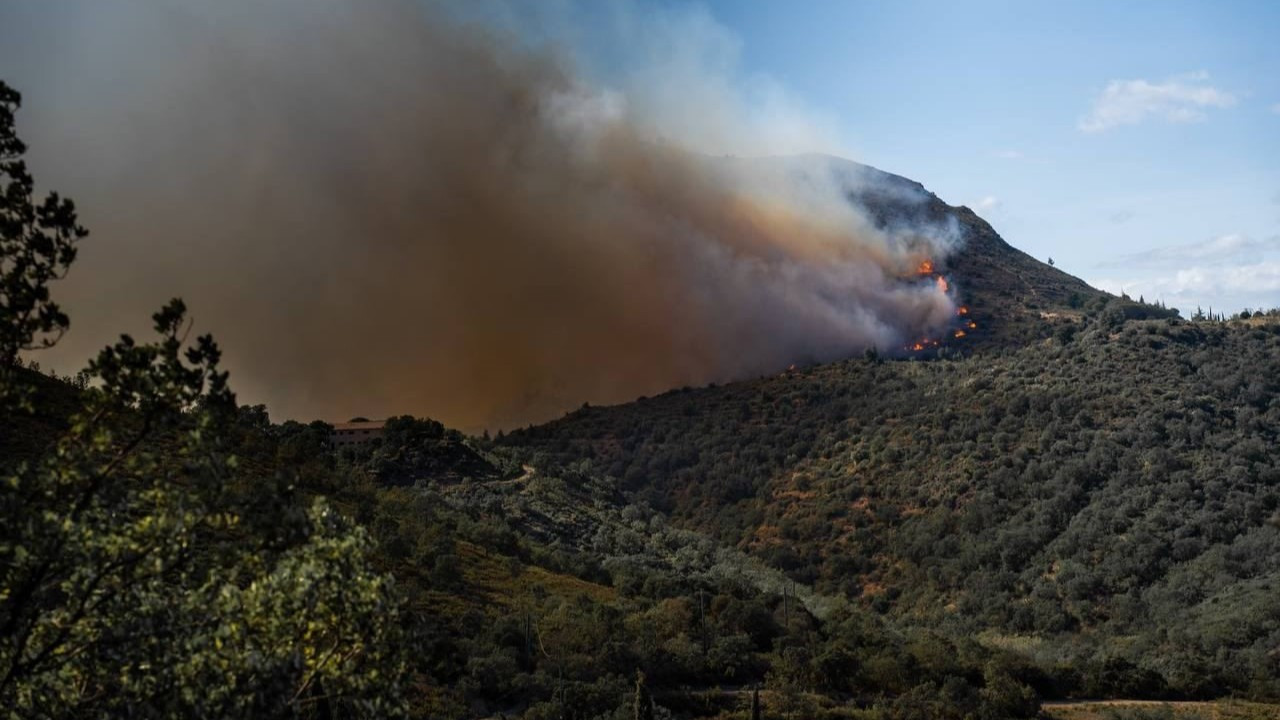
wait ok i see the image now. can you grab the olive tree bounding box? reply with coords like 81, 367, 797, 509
0, 79, 408, 718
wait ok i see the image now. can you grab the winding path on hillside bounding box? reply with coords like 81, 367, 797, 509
488, 463, 536, 487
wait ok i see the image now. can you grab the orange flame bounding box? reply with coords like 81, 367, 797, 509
967, 320, 977, 329
953, 329, 966, 338
917, 259, 934, 275
957, 305, 969, 315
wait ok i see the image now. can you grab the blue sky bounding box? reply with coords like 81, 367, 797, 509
688, 0, 1280, 315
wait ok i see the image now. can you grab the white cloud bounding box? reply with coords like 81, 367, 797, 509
1102, 233, 1280, 268
1092, 233, 1280, 314
1079, 71, 1236, 133
995, 149, 1023, 160
976, 195, 1001, 213
1093, 261, 1280, 315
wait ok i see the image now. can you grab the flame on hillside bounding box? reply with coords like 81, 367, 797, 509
903, 261, 978, 353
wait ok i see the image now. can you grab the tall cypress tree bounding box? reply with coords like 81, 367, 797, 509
634, 671, 654, 720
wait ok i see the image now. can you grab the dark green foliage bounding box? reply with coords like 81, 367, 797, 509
635, 671, 654, 720
0, 81, 86, 408
0, 85, 408, 718
2, 270, 409, 720
502, 314, 1280, 703
359, 415, 503, 485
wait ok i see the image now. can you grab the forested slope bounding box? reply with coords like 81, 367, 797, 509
502, 315, 1280, 697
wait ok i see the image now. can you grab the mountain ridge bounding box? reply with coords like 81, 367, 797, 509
726, 153, 1168, 360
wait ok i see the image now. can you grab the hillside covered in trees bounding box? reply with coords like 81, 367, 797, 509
502, 312, 1280, 700
5, 74, 1280, 720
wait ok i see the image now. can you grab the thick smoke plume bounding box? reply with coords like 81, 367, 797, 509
2, 2, 958, 429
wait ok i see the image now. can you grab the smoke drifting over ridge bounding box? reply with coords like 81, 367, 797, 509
1, 2, 960, 429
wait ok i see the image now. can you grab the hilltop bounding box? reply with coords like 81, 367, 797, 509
823, 155, 1174, 353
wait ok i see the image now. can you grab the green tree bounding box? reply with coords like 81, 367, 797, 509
978, 663, 1039, 719
0, 79, 407, 718
0, 82, 84, 407
634, 670, 654, 720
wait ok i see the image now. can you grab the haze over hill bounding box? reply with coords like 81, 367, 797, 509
6, 2, 1182, 434
4, 1, 970, 432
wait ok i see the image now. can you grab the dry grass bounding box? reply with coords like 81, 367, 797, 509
457, 541, 616, 609
1044, 700, 1280, 720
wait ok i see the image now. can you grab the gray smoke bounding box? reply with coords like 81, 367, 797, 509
1, 1, 959, 430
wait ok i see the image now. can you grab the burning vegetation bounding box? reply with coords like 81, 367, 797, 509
904, 259, 976, 353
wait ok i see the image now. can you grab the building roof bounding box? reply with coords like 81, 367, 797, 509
331, 420, 387, 432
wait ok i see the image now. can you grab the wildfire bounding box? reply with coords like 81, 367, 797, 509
900, 259, 971, 353
914, 258, 952, 295
904, 310, 977, 353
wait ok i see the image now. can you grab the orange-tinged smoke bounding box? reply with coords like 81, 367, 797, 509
7, 1, 962, 430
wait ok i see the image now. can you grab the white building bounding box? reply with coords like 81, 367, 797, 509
331, 419, 386, 448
